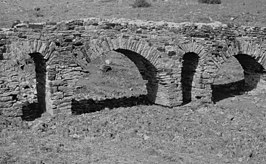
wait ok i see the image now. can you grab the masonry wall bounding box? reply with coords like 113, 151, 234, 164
0, 18, 266, 121
47, 50, 87, 115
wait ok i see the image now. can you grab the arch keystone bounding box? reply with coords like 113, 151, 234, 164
101, 40, 111, 52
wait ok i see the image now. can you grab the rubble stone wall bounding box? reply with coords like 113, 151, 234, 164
0, 18, 266, 119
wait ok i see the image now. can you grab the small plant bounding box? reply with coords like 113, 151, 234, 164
131, 0, 151, 8
198, 0, 221, 4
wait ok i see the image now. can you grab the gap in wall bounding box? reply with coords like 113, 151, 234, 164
181, 52, 199, 105
22, 53, 46, 121
211, 54, 264, 103
71, 49, 157, 115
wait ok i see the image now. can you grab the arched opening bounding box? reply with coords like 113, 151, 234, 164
181, 52, 199, 104
71, 49, 158, 114
22, 53, 46, 120
211, 54, 265, 103
116, 49, 158, 102
235, 54, 264, 89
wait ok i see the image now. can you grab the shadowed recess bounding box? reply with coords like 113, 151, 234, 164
71, 95, 152, 115
22, 53, 46, 121
0, 46, 5, 60
181, 52, 199, 105
212, 54, 265, 103
71, 49, 158, 114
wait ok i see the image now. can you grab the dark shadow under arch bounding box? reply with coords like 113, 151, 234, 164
71, 49, 158, 115
212, 54, 265, 103
181, 52, 199, 105
71, 95, 152, 115
22, 53, 46, 121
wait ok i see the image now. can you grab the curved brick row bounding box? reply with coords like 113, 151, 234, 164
0, 17, 266, 118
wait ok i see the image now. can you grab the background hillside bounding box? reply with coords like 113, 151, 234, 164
1, 0, 266, 28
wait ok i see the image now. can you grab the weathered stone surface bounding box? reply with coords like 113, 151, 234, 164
0, 17, 266, 119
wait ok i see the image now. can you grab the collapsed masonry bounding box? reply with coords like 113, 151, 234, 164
0, 18, 266, 120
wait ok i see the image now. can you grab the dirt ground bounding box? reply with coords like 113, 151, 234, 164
1, 0, 266, 28
1, 0, 266, 163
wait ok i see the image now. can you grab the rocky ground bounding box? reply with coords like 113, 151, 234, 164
2, 91, 266, 163
1, 0, 266, 163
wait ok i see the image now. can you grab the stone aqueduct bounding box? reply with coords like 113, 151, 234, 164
0, 18, 266, 119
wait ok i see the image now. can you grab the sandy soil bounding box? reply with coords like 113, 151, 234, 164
1, 0, 266, 163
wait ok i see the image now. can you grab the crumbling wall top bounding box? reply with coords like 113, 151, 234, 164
1, 17, 266, 40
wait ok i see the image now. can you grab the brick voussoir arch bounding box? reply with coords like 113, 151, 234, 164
176, 41, 212, 103
88, 35, 181, 106
6, 39, 56, 67
176, 41, 210, 83
27, 39, 48, 56
22, 39, 59, 65
6, 39, 56, 116
209, 39, 266, 78
177, 41, 209, 60
233, 39, 266, 69
90, 35, 162, 67
208, 39, 266, 103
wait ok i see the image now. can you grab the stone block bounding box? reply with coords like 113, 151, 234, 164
2, 107, 22, 117
50, 87, 58, 94
0, 101, 13, 108
0, 96, 13, 102
51, 80, 66, 86
53, 92, 64, 99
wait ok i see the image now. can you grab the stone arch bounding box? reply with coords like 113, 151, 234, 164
210, 39, 266, 102
88, 35, 175, 107
24, 52, 47, 118
235, 39, 266, 70
228, 40, 266, 89
181, 52, 199, 104
177, 42, 211, 104
90, 36, 161, 66
13, 39, 55, 119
